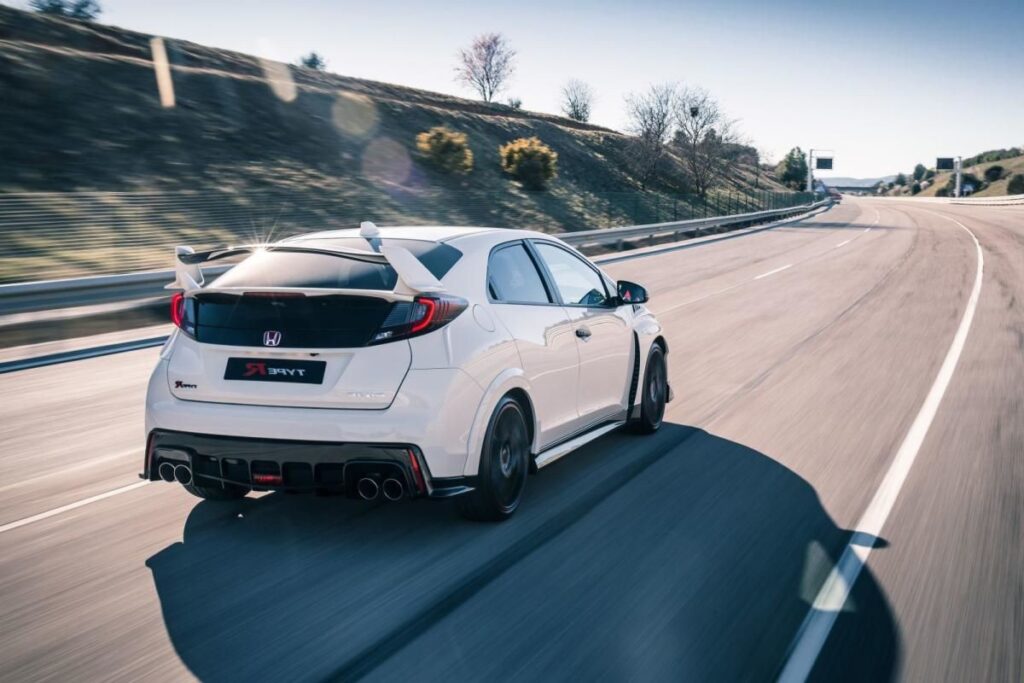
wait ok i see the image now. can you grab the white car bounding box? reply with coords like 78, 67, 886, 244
143, 223, 670, 520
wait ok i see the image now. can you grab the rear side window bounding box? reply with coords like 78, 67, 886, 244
488, 243, 551, 304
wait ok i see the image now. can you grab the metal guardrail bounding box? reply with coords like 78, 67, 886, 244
0, 201, 829, 317
950, 193, 1024, 206
559, 201, 830, 248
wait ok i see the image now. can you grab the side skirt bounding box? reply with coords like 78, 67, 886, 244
534, 421, 625, 470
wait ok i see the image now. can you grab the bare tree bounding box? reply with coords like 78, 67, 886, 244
455, 33, 516, 102
672, 87, 740, 197
296, 52, 327, 71
624, 83, 676, 189
561, 79, 594, 122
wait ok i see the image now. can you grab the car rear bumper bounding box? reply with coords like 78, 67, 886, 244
145, 358, 484, 479
143, 429, 475, 498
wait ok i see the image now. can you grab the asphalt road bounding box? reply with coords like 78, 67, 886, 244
0, 197, 1021, 682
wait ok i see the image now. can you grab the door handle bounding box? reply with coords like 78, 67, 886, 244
575, 326, 592, 339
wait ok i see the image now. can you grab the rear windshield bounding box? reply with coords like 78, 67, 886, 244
213, 239, 461, 290
191, 293, 392, 348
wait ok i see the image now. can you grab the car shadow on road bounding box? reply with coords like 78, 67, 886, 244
146, 425, 899, 682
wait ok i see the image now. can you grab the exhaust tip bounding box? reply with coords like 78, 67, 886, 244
158, 462, 176, 483
357, 477, 379, 501
173, 464, 193, 486
382, 478, 405, 501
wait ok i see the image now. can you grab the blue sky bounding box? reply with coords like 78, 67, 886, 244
17, 0, 1024, 177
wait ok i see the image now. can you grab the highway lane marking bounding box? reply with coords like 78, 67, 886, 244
834, 239, 851, 248
0, 448, 141, 495
777, 211, 984, 682
754, 264, 792, 280
0, 481, 149, 535
657, 208, 881, 316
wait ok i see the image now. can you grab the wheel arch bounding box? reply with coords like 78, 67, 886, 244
463, 369, 538, 477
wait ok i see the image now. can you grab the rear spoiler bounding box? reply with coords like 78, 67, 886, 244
168, 237, 445, 294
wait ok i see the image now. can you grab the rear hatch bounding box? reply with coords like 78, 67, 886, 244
166, 242, 460, 409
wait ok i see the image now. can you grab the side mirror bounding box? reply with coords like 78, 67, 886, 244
617, 280, 648, 305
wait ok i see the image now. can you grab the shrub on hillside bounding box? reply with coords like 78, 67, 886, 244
1008, 174, 1024, 195
911, 182, 921, 195
944, 172, 982, 194
983, 165, 1005, 182
415, 126, 474, 174
499, 137, 558, 190
924, 168, 935, 180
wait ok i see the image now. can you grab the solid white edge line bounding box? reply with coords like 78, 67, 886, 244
0, 481, 149, 535
754, 264, 792, 280
777, 211, 984, 682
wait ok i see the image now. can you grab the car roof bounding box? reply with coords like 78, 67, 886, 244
287, 226, 498, 243
281, 225, 562, 250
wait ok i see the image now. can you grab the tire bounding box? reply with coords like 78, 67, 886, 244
183, 481, 249, 501
458, 396, 530, 522
630, 344, 667, 434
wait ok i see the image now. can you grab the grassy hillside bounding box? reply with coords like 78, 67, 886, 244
881, 150, 1024, 198
0, 6, 795, 282
910, 154, 1024, 197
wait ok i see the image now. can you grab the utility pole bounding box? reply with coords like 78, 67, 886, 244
954, 156, 963, 198
806, 149, 814, 193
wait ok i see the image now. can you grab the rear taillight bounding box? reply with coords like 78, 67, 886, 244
370, 295, 467, 344
408, 449, 426, 494
170, 292, 184, 327
170, 292, 195, 337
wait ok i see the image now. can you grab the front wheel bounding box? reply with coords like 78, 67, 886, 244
458, 396, 530, 522
630, 344, 667, 434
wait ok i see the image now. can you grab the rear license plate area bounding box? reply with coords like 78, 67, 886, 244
224, 358, 326, 384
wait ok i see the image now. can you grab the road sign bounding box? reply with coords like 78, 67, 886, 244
936, 158, 955, 170
815, 157, 833, 170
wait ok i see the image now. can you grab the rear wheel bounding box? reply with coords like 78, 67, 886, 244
458, 396, 530, 522
183, 481, 249, 501
630, 344, 667, 434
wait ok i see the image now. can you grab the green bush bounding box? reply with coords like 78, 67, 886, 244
415, 126, 474, 174
499, 137, 558, 190
944, 172, 982, 194
1008, 174, 1024, 195
911, 182, 921, 195
983, 165, 1005, 182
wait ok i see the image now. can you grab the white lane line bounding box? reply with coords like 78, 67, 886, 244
777, 212, 984, 682
834, 239, 851, 248
0, 481, 149, 535
0, 449, 141, 494
754, 264, 792, 280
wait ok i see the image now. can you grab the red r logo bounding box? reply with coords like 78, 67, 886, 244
244, 362, 267, 377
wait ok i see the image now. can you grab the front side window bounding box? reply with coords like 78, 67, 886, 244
533, 242, 611, 306
488, 243, 551, 304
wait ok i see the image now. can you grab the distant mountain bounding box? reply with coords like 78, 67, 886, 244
820, 176, 896, 188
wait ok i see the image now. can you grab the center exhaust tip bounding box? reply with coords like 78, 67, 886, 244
357, 477, 379, 501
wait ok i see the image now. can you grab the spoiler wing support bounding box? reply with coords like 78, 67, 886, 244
380, 245, 445, 294
166, 246, 204, 291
